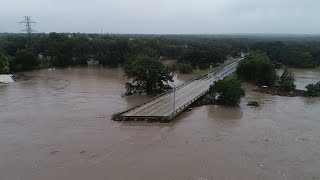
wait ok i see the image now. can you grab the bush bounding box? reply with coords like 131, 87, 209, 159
278, 68, 296, 91
247, 101, 260, 107
177, 63, 193, 74
11, 49, 39, 71
305, 81, 320, 97
209, 77, 245, 106
236, 52, 277, 86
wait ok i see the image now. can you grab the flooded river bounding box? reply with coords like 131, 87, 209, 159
0, 66, 320, 180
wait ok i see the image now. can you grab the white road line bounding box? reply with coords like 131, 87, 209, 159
125, 80, 204, 116
164, 83, 211, 116
146, 78, 213, 116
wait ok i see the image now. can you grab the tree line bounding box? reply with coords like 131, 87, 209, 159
0, 33, 241, 73
251, 41, 320, 68
1, 33, 320, 75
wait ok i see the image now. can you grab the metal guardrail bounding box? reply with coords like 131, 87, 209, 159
164, 87, 210, 122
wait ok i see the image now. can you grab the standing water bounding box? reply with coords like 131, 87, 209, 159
0, 66, 320, 180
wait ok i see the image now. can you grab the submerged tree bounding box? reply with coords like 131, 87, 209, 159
11, 49, 38, 71
124, 55, 173, 95
278, 68, 296, 91
97, 51, 119, 67
305, 81, 320, 97
208, 77, 245, 106
236, 52, 277, 86
177, 62, 193, 74
0, 51, 10, 74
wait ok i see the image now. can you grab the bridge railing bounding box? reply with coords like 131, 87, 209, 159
163, 86, 210, 122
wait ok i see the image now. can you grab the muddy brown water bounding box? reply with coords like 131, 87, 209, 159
0, 66, 320, 180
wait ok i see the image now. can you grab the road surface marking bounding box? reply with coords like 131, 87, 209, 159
145, 79, 212, 116
125, 80, 204, 116
164, 85, 211, 116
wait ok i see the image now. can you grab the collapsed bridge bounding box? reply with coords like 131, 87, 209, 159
113, 58, 242, 122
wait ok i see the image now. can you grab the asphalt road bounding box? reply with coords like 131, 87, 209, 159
123, 59, 241, 117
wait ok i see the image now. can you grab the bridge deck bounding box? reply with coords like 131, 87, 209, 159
118, 59, 241, 121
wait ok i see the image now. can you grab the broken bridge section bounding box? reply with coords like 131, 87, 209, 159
113, 59, 241, 122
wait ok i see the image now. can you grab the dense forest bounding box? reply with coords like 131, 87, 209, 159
1, 33, 320, 74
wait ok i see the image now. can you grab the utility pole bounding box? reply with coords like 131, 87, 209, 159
19, 16, 36, 48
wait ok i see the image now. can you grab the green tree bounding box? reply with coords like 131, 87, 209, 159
236, 52, 277, 85
209, 77, 245, 106
98, 51, 118, 67
278, 68, 296, 91
0, 51, 10, 74
11, 49, 39, 71
177, 62, 193, 74
124, 55, 173, 95
179, 46, 226, 69
305, 81, 320, 97
251, 41, 318, 68
96, 52, 105, 64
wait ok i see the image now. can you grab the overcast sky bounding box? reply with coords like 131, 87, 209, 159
0, 0, 319, 34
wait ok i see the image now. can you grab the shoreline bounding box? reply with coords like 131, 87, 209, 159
253, 85, 309, 97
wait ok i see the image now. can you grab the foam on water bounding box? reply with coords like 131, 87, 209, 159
0, 74, 14, 83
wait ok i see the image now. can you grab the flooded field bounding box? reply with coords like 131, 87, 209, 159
0, 66, 320, 180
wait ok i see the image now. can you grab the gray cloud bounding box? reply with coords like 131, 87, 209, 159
1, 0, 319, 34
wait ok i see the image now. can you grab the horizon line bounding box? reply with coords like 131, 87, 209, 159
1, 31, 320, 36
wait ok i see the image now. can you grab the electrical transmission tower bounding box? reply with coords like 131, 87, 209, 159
19, 16, 36, 48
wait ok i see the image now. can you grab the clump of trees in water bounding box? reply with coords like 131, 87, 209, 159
11, 49, 38, 72
236, 52, 278, 85
236, 52, 302, 93
124, 55, 173, 95
208, 77, 245, 106
305, 81, 320, 97
177, 62, 193, 74
278, 68, 296, 91
238, 52, 320, 98
247, 101, 260, 107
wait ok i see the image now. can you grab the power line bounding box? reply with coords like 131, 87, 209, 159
19, 16, 36, 48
